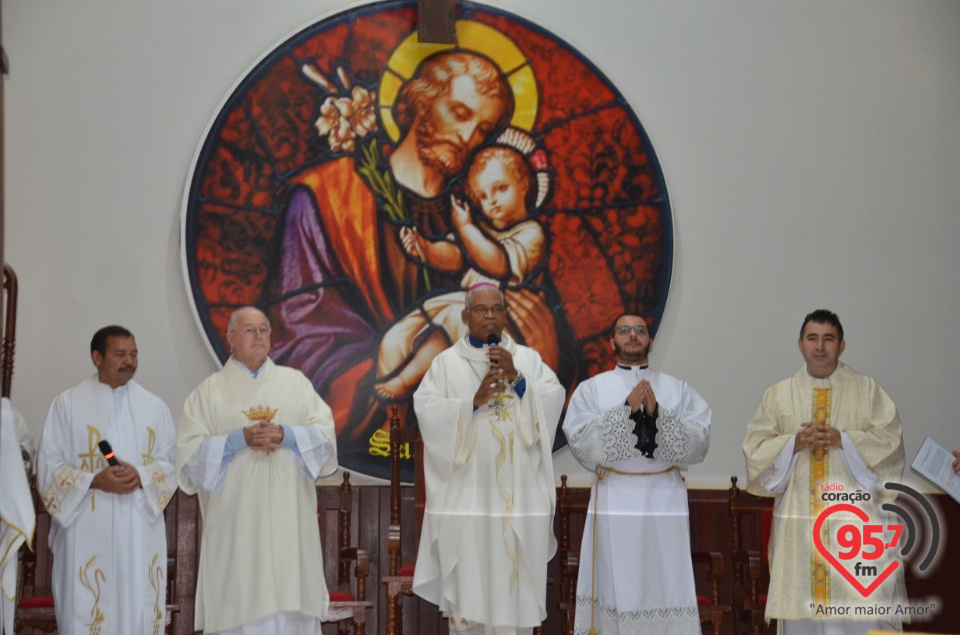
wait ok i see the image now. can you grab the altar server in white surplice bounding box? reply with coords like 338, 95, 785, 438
743, 310, 905, 635
562, 313, 711, 635
412, 283, 565, 635
177, 306, 337, 635
36, 325, 177, 635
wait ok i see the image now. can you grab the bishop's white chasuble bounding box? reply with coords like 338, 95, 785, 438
412, 334, 565, 633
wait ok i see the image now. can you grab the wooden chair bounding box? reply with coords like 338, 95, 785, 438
383, 406, 423, 635
2, 264, 31, 475
693, 551, 730, 635
556, 475, 584, 635
2, 263, 18, 399
13, 477, 56, 634
557, 475, 729, 635
318, 471, 374, 635
729, 475, 775, 635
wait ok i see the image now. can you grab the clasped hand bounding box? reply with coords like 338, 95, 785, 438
244, 420, 284, 454
794, 421, 842, 452
91, 460, 141, 494
626, 379, 657, 415
472, 347, 518, 409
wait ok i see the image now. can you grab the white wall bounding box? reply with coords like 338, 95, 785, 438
5, 0, 959, 488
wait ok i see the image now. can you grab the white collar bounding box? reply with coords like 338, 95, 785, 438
803, 361, 843, 380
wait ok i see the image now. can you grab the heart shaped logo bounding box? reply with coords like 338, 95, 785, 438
813, 503, 899, 598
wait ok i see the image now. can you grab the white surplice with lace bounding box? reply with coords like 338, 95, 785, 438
563, 366, 711, 635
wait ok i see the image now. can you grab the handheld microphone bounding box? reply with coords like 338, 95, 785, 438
487, 334, 499, 366
97, 440, 120, 467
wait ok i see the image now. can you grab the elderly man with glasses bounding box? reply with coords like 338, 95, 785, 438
561, 312, 712, 635
412, 282, 565, 635
176, 306, 338, 635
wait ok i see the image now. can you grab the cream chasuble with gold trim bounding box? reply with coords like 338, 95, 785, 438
176, 359, 337, 635
743, 364, 906, 628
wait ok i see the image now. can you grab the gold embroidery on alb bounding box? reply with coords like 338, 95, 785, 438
43, 468, 77, 513
149, 552, 165, 635
141, 427, 157, 465
489, 421, 518, 590
79, 555, 106, 634
79, 426, 106, 472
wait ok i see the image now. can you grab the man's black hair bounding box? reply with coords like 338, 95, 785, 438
800, 309, 843, 341
90, 325, 134, 355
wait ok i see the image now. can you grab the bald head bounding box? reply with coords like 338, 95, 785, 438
226, 306, 272, 372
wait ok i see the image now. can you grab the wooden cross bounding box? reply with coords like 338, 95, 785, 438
418, 0, 456, 44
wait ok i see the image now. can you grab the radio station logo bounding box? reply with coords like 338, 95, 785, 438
815, 481, 941, 599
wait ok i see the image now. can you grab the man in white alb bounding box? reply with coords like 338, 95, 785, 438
412, 282, 565, 635
177, 306, 337, 635
562, 312, 711, 635
743, 310, 905, 635
36, 325, 177, 635
1, 397, 37, 634
5, 397, 35, 474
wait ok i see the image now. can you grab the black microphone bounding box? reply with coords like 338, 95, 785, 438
98, 440, 120, 467
487, 334, 500, 366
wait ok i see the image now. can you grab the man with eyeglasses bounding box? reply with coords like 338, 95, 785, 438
412, 282, 565, 635
176, 306, 338, 635
562, 313, 711, 635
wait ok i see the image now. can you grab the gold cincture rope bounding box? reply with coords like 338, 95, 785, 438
587, 464, 682, 635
